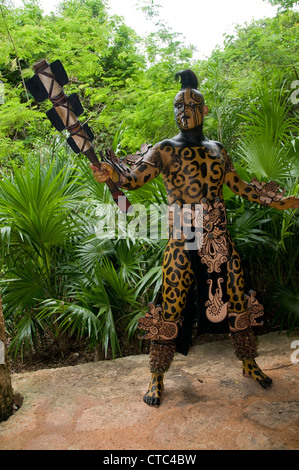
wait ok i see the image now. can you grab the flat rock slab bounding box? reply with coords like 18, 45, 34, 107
0, 331, 298, 450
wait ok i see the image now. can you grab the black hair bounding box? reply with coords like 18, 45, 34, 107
175, 69, 198, 90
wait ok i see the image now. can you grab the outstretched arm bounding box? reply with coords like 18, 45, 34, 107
91, 145, 163, 190
223, 151, 299, 210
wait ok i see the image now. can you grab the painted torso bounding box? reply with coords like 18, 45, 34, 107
158, 138, 227, 206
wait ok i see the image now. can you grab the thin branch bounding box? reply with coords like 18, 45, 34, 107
0, 1, 31, 108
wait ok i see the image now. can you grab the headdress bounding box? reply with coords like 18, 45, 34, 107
175, 69, 198, 90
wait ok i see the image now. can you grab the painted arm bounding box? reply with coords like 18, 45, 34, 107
92, 145, 163, 190
223, 152, 299, 210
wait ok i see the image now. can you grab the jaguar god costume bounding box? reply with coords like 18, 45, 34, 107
93, 70, 298, 406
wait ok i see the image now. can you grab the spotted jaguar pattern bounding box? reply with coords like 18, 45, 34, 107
161, 236, 193, 322
120, 136, 285, 400
224, 157, 287, 208
93, 71, 299, 405
242, 358, 272, 388
121, 138, 291, 328
143, 372, 164, 406
122, 140, 258, 324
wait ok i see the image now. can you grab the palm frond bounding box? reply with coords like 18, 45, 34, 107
39, 299, 101, 343
135, 265, 162, 300
8, 311, 47, 359
228, 207, 276, 250
237, 79, 298, 182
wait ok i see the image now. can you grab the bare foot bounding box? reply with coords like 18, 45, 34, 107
242, 358, 272, 388
143, 372, 164, 406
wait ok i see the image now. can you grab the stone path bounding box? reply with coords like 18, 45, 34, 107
0, 331, 298, 450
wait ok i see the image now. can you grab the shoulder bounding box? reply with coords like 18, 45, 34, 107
156, 138, 179, 150
207, 140, 226, 152
197, 139, 225, 157
208, 140, 231, 160
154, 139, 179, 159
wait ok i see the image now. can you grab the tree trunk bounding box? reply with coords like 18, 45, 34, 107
0, 293, 13, 422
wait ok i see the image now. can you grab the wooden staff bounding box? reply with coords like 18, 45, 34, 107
27, 59, 131, 213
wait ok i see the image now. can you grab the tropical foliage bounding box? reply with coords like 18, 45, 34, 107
0, 0, 298, 361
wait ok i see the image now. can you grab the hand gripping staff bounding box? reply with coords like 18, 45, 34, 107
25, 59, 131, 213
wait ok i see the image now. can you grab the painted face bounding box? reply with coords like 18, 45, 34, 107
173, 88, 205, 130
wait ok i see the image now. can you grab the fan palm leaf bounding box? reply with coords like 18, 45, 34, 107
237, 79, 298, 182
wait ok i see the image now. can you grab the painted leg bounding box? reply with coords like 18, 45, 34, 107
142, 340, 176, 407
138, 237, 193, 406
230, 324, 273, 389
143, 372, 164, 406
242, 358, 272, 388
225, 241, 271, 389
